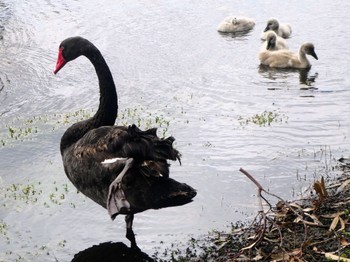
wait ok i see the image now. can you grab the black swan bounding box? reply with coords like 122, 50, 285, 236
53, 36, 196, 249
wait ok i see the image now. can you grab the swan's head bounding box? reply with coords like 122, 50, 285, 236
231, 17, 238, 25
54, 36, 93, 74
266, 31, 277, 50
264, 18, 279, 32
301, 43, 318, 60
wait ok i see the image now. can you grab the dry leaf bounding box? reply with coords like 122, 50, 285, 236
270, 252, 290, 261
321, 212, 342, 219
329, 213, 340, 231
290, 203, 302, 209
329, 212, 346, 231
290, 248, 302, 256
338, 217, 345, 231
240, 239, 259, 251
324, 252, 350, 261
304, 213, 323, 226
217, 241, 229, 251
321, 176, 328, 197
314, 176, 328, 201
293, 217, 302, 223
302, 207, 315, 212
336, 179, 350, 194
340, 237, 349, 246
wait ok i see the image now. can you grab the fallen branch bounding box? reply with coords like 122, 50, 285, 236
237, 168, 324, 260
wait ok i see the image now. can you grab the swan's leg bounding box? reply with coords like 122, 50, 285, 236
125, 214, 139, 250
107, 158, 134, 219
113, 158, 134, 183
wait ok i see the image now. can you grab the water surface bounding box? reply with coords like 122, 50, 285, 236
0, 0, 349, 261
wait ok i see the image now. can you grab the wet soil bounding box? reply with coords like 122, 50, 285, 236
163, 161, 350, 262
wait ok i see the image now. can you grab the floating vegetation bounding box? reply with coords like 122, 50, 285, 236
238, 110, 288, 127
0, 237, 67, 262
0, 180, 76, 208
55, 109, 93, 125
0, 221, 8, 238
3, 183, 40, 204
118, 105, 172, 137
58, 239, 67, 248
0, 106, 173, 147
0, 110, 90, 147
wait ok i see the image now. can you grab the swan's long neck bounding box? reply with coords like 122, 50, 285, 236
87, 47, 118, 127
298, 48, 310, 67
60, 44, 118, 153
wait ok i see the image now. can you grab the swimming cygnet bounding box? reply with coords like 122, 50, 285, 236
217, 16, 255, 33
259, 42, 318, 69
261, 18, 292, 39
260, 31, 288, 51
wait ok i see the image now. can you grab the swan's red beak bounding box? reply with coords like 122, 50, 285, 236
54, 47, 66, 74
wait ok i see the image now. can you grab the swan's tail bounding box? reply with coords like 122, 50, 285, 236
150, 177, 196, 209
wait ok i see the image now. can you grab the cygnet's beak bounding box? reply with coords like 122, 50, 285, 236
311, 50, 318, 60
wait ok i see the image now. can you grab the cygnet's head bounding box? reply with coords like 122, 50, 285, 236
301, 43, 318, 60
264, 18, 279, 32
266, 31, 277, 50
231, 17, 238, 25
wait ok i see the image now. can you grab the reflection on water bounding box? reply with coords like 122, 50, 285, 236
258, 65, 318, 89
72, 242, 154, 262
217, 29, 254, 39
0, 76, 4, 92
299, 71, 318, 87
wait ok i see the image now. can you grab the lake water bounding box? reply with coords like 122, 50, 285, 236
0, 0, 349, 261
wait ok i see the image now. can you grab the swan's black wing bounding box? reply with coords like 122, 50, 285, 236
73, 124, 180, 171
61, 124, 182, 208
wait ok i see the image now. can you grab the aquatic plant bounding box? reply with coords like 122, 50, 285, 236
238, 110, 288, 127
0, 180, 76, 208
0, 221, 8, 238
118, 105, 172, 137
0, 106, 173, 147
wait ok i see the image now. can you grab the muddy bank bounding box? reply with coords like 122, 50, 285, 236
162, 159, 350, 262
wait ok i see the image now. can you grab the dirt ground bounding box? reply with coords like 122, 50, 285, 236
164, 158, 350, 262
